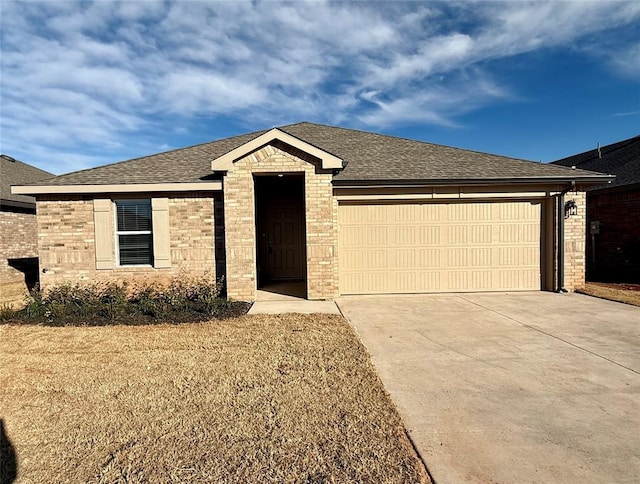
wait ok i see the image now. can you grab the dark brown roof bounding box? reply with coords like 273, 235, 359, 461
1, 155, 54, 208
25, 122, 608, 187
281, 124, 605, 183
25, 130, 265, 187
552, 135, 640, 190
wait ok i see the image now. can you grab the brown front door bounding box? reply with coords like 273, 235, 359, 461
255, 174, 306, 285
265, 203, 304, 280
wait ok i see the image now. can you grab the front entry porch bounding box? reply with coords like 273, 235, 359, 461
254, 174, 306, 299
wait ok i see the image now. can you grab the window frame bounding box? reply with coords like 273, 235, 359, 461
113, 199, 154, 267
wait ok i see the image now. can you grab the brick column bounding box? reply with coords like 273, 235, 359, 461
563, 191, 587, 290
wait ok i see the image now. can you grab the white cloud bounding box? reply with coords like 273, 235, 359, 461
159, 70, 267, 114
611, 110, 640, 117
1, 0, 639, 173
358, 71, 511, 128
607, 42, 640, 78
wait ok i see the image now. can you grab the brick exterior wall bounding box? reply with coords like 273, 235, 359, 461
223, 144, 337, 301
587, 186, 640, 282
37, 193, 219, 288
27, 174, 589, 299
0, 209, 39, 305
562, 191, 587, 290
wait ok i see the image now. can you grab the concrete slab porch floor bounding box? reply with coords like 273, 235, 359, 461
337, 292, 640, 484
249, 281, 340, 314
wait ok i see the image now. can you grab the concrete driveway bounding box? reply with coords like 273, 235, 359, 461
336, 292, 640, 484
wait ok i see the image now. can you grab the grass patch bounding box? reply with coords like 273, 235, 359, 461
577, 282, 640, 307
0, 314, 429, 483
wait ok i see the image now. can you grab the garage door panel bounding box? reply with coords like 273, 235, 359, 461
498, 270, 539, 290
341, 249, 387, 270
447, 270, 494, 291
341, 271, 389, 294
447, 225, 492, 244
394, 248, 441, 268
447, 248, 493, 267
418, 226, 440, 244
448, 203, 493, 221
396, 271, 441, 292
499, 223, 540, 243
340, 226, 388, 247
499, 202, 539, 220
497, 246, 538, 266
339, 201, 542, 294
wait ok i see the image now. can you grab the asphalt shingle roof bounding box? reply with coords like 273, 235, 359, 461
552, 135, 640, 190
25, 122, 606, 187
1, 155, 54, 207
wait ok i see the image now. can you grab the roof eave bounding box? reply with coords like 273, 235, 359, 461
332, 175, 615, 187
587, 181, 640, 193
0, 198, 36, 210
11, 181, 223, 195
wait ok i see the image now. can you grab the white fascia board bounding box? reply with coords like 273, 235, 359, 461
11, 181, 222, 195
210, 128, 343, 171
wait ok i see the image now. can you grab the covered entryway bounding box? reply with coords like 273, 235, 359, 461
338, 200, 545, 294
254, 174, 306, 297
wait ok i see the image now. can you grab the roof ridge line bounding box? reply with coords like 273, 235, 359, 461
278, 121, 542, 164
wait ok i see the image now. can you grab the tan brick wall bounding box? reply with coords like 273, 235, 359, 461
28, 179, 588, 298
37, 193, 218, 288
0, 209, 39, 305
563, 190, 586, 290
223, 144, 337, 301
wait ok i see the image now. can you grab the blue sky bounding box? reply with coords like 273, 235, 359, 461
1, 0, 639, 176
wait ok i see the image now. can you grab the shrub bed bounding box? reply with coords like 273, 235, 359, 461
0, 276, 250, 326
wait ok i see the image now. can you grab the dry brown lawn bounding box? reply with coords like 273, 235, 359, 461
577, 282, 640, 307
0, 314, 429, 483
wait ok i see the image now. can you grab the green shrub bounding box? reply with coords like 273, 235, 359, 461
24, 285, 46, 319
97, 282, 129, 321
131, 283, 169, 319
1, 275, 248, 326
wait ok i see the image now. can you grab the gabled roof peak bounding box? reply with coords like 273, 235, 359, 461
211, 127, 344, 171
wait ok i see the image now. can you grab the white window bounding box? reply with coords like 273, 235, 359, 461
115, 199, 153, 266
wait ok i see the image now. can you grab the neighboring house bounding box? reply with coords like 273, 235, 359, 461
553, 135, 640, 283
13, 122, 611, 301
1, 155, 54, 306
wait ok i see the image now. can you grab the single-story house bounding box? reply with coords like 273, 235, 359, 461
1, 154, 54, 305
12, 122, 612, 301
552, 135, 639, 283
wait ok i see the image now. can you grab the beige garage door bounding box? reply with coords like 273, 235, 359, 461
338, 200, 542, 294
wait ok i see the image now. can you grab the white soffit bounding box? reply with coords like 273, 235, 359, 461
210, 128, 344, 171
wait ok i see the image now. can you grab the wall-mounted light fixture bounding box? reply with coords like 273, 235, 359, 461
564, 199, 578, 219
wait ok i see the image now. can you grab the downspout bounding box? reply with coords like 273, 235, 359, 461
556, 181, 576, 293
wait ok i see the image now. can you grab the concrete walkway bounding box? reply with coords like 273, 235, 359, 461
249, 283, 340, 314
248, 299, 340, 314
337, 292, 640, 484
